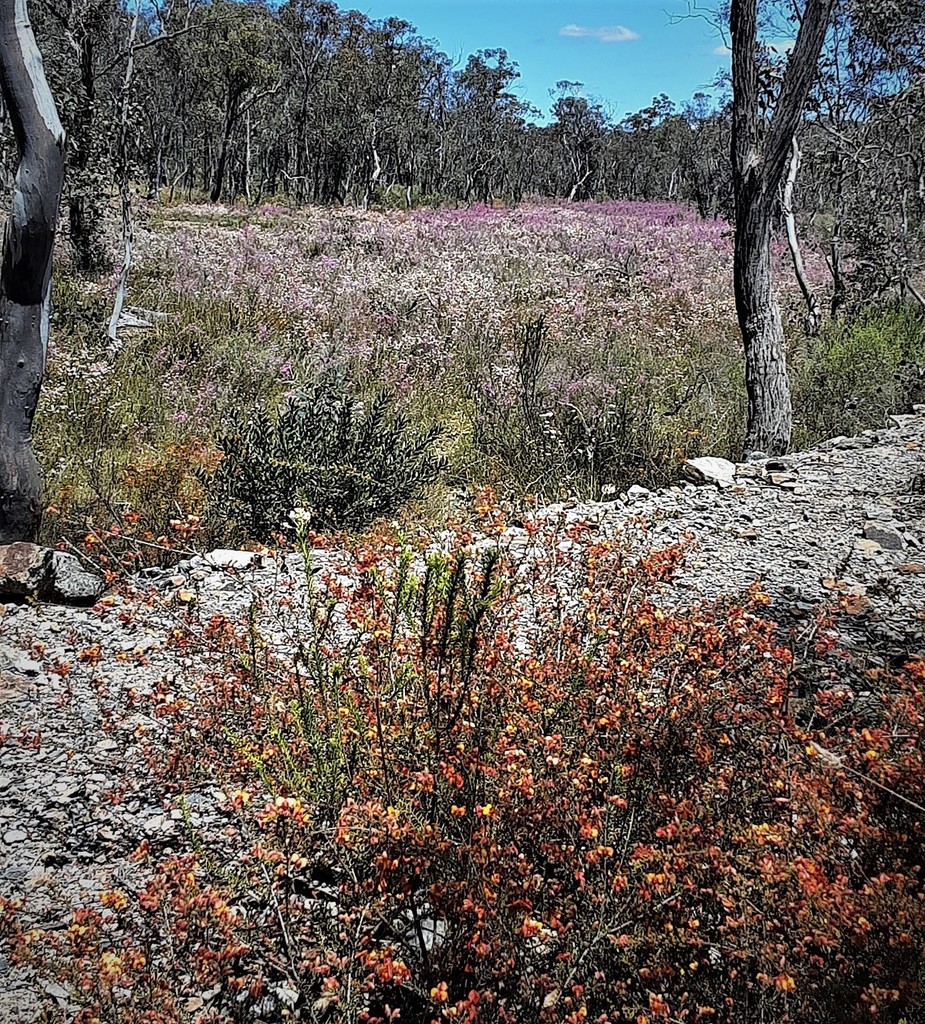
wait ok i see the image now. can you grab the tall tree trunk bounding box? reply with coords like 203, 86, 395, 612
151, 122, 165, 201
735, 192, 792, 455
731, 0, 834, 456
211, 134, 231, 203
244, 109, 252, 205
212, 88, 245, 204
107, 0, 141, 346
66, 29, 103, 274
826, 158, 847, 316
0, 0, 65, 542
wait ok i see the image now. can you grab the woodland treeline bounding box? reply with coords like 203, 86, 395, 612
7, 0, 923, 310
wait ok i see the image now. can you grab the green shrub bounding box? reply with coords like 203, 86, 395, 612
203, 377, 446, 541
793, 304, 925, 446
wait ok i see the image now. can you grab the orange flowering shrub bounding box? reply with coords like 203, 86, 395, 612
44, 440, 221, 569
6, 513, 925, 1023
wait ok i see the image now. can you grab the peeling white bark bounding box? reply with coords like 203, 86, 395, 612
780, 137, 821, 336
13, 0, 62, 142
0, 0, 66, 540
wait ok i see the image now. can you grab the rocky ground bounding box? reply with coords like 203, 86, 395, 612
1, 412, 924, 1021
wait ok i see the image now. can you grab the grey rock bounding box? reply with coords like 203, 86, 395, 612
0, 544, 103, 606
3, 830, 26, 844
888, 413, 920, 429
0, 543, 53, 601
683, 456, 737, 488
863, 522, 905, 551
0, 649, 43, 677
46, 552, 105, 605
40, 981, 70, 1003
203, 549, 261, 570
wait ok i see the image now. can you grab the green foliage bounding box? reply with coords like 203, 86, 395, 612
36, 207, 924, 558
464, 315, 743, 500
793, 304, 925, 446
203, 378, 447, 540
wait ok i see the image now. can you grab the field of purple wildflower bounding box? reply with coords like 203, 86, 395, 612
37, 198, 917, 547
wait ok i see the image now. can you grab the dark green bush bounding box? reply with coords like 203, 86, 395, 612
203, 379, 446, 541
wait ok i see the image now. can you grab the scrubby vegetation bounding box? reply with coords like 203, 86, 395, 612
4, 513, 924, 1023
204, 380, 446, 541
36, 200, 925, 555
2, 0, 924, 1019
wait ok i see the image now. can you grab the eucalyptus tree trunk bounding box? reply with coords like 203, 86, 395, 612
731, 0, 833, 456
734, 184, 791, 455
66, 29, 100, 275
0, 0, 65, 542
108, 0, 141, 346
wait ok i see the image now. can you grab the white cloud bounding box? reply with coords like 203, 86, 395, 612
560, 24, 640, 43
713, 44, 732, 56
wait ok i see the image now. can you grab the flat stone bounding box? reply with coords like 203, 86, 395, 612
683, 457, 737, 488
203, 549, 262, 570
0, 674, 38, 703
0, 649, 43, 677
3, 830, 27, 844
888, 413, 920, 429
40, 981, 69, 1002
863, 522, 905, 551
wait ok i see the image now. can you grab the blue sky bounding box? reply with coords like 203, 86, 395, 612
358, 0, 732, 121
